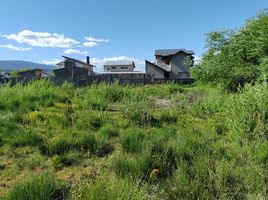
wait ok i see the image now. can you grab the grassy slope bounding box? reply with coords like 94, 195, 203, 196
0, 80, 267, 199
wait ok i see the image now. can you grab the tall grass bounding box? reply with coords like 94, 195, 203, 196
0, 81, 267, 199
6, 173, 69, 200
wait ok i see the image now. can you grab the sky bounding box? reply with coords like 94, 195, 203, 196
0, 0, 267, 71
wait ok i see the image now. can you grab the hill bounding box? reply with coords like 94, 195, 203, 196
0, 60, 54, 71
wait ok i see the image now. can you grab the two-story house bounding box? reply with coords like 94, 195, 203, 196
53, 56, 95, 86
103, 61, 135, 72
145, 49, 194, 79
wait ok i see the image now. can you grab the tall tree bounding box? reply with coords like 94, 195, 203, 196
192, 10, 268, 91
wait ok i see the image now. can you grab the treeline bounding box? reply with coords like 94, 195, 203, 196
192, 10, 268, 91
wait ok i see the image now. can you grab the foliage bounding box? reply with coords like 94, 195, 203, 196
192, 10, 268, 91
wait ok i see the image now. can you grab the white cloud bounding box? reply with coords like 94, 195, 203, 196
84, 36, 109, 43
83, 41, 98, 47
83, 36, 109, 47
41, 58, 61, 65
0, 44, 31, 51
194, 56, 202, 64
63, 49, 88, 55
2, 30, 79, 48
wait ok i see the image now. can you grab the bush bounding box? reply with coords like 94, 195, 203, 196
6, 173, 69, 200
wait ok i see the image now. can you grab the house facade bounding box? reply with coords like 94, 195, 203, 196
103, 61, 135, 72
53, 56, 95, 86
145, 49, 194, 79
17, 69, 44, 79
56, 56, 95, 76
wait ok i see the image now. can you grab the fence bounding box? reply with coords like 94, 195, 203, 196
0, 76, 194, 87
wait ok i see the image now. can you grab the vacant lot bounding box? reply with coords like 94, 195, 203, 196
0, 81, 267, 199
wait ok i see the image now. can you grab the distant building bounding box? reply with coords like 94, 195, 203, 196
17, 69, 44, 79
53, 56, 95, 86
56, 56, 95, 76
145, 49, 194, 79
0, 71, 11, 79
103, 61, 135, 72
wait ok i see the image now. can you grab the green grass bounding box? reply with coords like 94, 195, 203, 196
6, 173, 69, 200
0, 80, 267, 199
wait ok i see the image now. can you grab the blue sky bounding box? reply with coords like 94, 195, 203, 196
0, 0, 267, 71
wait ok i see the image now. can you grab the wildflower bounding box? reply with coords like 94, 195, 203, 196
150, 168, 160, 178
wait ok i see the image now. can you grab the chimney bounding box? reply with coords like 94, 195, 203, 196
86, 56, 90, 64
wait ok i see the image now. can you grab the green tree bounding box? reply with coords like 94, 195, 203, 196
192, 10, 268, 91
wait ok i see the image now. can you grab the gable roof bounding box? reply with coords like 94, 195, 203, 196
104, 60, 135, 67
145, 60, 171, 72
155, 49, 194, 56
62, 56, 96, 67
17, 68, 43, 74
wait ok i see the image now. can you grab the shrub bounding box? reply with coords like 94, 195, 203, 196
6, 173, 69, 200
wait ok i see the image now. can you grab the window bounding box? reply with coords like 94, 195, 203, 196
112, 66, 116, 69
178, 72, 189, 78
121, 66, 129, 69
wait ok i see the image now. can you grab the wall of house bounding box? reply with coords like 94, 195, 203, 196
104, 65, 134, 72
145, 61, 165, 79
169, 53, 191, 78
53, 66, 89, 86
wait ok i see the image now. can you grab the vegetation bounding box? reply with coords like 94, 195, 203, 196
0, 80, 267, 199
0, 10, 267, 200
192, 10, 268, 91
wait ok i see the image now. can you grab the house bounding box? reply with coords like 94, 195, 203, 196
0, 72, 11, 84
94, 71, 149, 85
17, 69, 44, 79
0, 71, 11, 79
56, 56, 95, 76
53, 56, 95, 86
145, 49, 194, 79
103, 61, 135, 72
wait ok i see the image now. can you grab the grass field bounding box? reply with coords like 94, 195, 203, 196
0, 80, 267, 199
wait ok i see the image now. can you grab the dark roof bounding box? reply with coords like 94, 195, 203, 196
155, 49, 194, 56
62, 56, 96, 67
145, 60, 171, 72
17, 68, 43, 74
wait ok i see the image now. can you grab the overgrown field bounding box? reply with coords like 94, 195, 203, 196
0, 80, 267, 199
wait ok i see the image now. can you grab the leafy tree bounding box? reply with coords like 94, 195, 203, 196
192, 10, 268, 91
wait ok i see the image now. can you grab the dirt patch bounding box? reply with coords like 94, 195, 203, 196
153, 98, 172, 108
